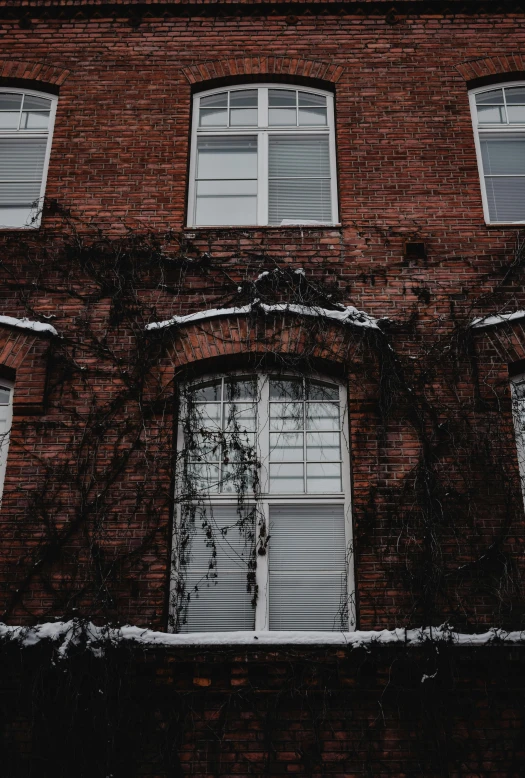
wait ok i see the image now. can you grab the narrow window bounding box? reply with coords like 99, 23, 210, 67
0, 88, 58, 229
188, 85, 338, 227
172, 374, 354, 633
0, 381, 13, 503
469, 83, 525, 224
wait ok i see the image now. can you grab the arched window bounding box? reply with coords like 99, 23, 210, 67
469, 83, 525, 224
0, 380, 13, 504
0, 87, 58, 229
188, 84, 338, 227
172, 374, 353, 634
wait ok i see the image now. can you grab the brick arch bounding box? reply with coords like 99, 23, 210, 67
455, 54, 525, 83
181, 56, 344, 86
0, 59, 70, 88
0, 324, 53, 414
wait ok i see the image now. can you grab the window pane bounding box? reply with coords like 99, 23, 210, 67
306, 381, 339, 401
0, 138, 47, 181
485, 177, 525, 222
0, 93, 22, 111
269, 573, 346, 630
298, 92, 326, 108
477, 105, 506, 124
192, 381, 221, 402
197, 180, 257, 196
185, 505, 255, 570
181, 572, 254, 632
187, 432, 221, 461
230, 90, 257, 107
269, 89, 296, 107
270, 432, 304, 461
196, 136, 257, 179
225, 378, 257, 401
201, 92, 228, 108
0, 113, 20, 130
0, 182, 42, 206
475, 89, 504, 105
481, 137, 525, 175
269, 378, 303, 400
22, 95, 52, 111
268, 108, 297, 126
270, 402, 303, 431
505, 87, 525, 104
186, 462, 220, 493
298, 108, 327, 126
230, 108, 258, 126
0, 206, 37, 228
306, 402, 340, 431
269, 462, 304, 492
306, 431, 341, 461
20, 111, 50, 130
221, 462, 257, 493
269, 136, 330, 176
508, 105, 525, 124
223, 432, 256, 460
0, 388, 10, 405
224, 402, 257, 432
199, 108, 228, 127
306, 462, 342, 493
269, 179, 332, 224
195, 195, 257, 226
192, 402, 221, 428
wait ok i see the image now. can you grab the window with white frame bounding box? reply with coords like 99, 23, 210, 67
0, 381, 13, 503
188, 84, 339, 227
469, 83, 525, 224
172, 374, 353, 633
0, 88, 58, 229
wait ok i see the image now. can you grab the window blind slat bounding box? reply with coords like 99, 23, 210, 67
0, 182, 42, 206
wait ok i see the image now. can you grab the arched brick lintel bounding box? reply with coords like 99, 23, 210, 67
182, 56, 344, 86
455, 54, 525, 83
0, 325, 51, 414
0, 59, 70, 89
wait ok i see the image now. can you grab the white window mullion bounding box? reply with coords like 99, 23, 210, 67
255, 500, 270, 631
258, 131, 268, 225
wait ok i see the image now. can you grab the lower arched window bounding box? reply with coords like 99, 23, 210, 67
171, 374, 354, 633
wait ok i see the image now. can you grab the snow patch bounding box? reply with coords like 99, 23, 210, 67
146, 301, 382, 332
0, 315, 58, 336
1, 621, 524, 658
471, 310, 525, 329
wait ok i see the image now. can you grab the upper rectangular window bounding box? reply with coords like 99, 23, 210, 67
469, 83, 525, 225
0, 88, 58, 229
188, 84, 339, 227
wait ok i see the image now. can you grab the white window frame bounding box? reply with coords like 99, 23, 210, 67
0, 380, 13, 504
187, 83, 339, 227
170, 372, 355, 634
469, 81, 525, 226
0, 86, 58, 230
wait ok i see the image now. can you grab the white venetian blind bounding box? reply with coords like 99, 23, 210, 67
181, 505, 255, 632
268, 504, 347, 631
0, 138, 47, 205
480, 135, 525, 222
268, 135, 332, 225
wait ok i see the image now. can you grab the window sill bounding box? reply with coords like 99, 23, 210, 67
185, 224, 342, 233
485, 222, 525, 229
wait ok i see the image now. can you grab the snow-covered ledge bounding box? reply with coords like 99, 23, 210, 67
470, 310, 525, 329
1, 621, 524, 658
146, 301, 384, 332
0, 315, 58, 337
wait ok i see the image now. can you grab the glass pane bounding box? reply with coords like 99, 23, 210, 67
477, 105, 506, 124
192, 381, 221, 402
181, 572, 254, 632
268, 108, 296, 126
22, 95, 52, 110
0, 206, 36, 228
508, 105, 525, 124
476, 89, 504, 105
269, 462, 304, 492
306, 462, 342, 492
269, 504, 346, 571
196, 136, 257, 179
505, 87, 525, 104
0, 113, 20, 130
270, 402, 303, 431
0, 138, 47, 180
20, 111, 50, 130
199, 108, 228, 127
221, 462, 257, 493
197, 180, 257, 196
306, 402, 340, 431
298, 92, 326, 108
0, 182, 42, 206
485, 177, 525, 222
270, 378, 303, 400
186, 432, 221, 461
230, 90, 257, 107
306, 431, 341, 461
0, 93, 22, 111
269, 135, 331, 177
192, 402, 221, 427
0, 388, 10, 404
298, 108, 327, 126
306, 381, 339, 401
481, 136, 525, 175
225, 378, 257, 400
201, 92, 228, 108
195, 195, 257, 226
269, 89, 296, 107
270, 432, 304, 461
223, 432, 256, 460
230, 108, 258, 126
186, 463, 220, 493
224, 402, 257, 432
269, 572, 346, 630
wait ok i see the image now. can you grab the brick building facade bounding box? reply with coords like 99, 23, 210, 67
1, 0, 525, 775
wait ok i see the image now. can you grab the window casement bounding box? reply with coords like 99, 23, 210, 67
187, 84, 339, 227
469, 83, 525, 225
0, 381, 13, 503
171, 373, 354, 634
0, 88, 58, 229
